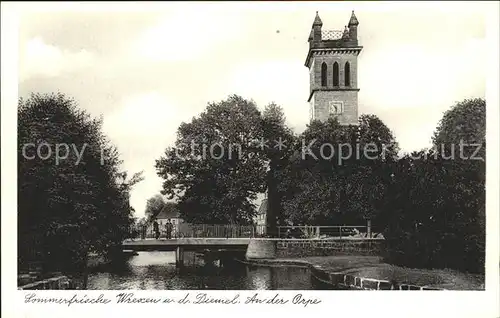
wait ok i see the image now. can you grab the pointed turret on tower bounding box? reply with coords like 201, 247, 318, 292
342, 26, 350, 39
313, 11, 323, 26
311, 11, 323, 43
348, 10, 359, 44
349, 10, 359, 25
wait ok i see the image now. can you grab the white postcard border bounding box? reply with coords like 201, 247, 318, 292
2, 2, 499, 318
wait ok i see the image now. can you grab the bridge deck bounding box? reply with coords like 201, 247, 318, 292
122, 237, 383, 251
122, 238, 251, 251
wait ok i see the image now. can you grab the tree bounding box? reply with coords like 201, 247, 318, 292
279, 114, 399, 226
383, 98, 486, 273
260, 103, 296, 236
432, 98, 486, 236
135, 217, 148, 239
18, 93, 143, 280
145, 194, 167, 221
433, 98, 486, 150
155, 95, 267, 224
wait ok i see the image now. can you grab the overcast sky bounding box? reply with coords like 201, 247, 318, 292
18, 2, 487, 218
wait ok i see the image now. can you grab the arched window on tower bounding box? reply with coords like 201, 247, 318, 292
333, 62, 339, 86
321, 62, 327, 87
344, 62, 351, 87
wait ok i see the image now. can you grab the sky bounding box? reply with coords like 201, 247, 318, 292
17, 2, 487, 218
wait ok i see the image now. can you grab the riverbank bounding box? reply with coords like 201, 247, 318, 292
241, 256, 484, 290
18, 251, 138, 290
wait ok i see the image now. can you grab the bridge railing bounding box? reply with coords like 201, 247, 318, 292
132, 224, 383, 240
134, 224, 267, 239
177, 224, 268, 238
277, 225, 384, 239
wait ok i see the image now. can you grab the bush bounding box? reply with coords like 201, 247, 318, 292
383, 153, 485, 274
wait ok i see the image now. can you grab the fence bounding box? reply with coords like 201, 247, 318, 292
133, 224, 383, 240
136, 224, 267, 239
177, 224, 267, 238
277, 225, 383, 239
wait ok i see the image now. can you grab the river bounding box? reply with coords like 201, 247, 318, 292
87, 251, 327, 290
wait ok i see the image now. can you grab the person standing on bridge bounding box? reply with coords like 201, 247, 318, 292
166, 220, 173, 240
153, 220, 160, 240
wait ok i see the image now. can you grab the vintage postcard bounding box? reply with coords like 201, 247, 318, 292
2, 1, 499, 318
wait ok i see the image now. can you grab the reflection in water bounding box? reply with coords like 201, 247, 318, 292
246, 266, 272, 290
87, 251, 315, 290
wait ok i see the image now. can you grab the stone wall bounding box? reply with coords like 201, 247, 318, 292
241, 257, 445, 291
18, 275, 75, 290
310, 265, 443, 290
245, 239, 277, 259
245, 238, 384, 260
276, 239, 384, 258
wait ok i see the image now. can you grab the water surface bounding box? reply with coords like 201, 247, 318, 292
87, 251, 319, 290
88, 252, 322, 290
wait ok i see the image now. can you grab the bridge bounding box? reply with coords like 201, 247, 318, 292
122, 238, 250, 252
123, 224, 382, 267
131, 223, 378, 241
122, 238, 251, 267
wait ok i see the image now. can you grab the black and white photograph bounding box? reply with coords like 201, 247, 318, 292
3, 1, 499, 310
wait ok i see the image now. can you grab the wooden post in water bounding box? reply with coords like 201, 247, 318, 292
176, 246, 184, 268
367, 219, 372, 238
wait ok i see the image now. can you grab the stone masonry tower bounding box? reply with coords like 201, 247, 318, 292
305, 11, 362, 125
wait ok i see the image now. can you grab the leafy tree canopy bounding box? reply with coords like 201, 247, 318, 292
18, 93, 143, 273
155, 95, 267, 224
279, 114, 399, 226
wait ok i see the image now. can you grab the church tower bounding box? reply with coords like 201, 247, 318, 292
305, 11, 362, 125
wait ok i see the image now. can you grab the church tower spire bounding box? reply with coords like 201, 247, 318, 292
305, 10, 363, 125
311, 11, 323, 43
313, 11, 323, 26
348, 10, 359, 44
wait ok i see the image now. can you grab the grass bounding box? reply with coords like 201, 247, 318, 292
346, 264, 484, 290
282, 256, 484, 290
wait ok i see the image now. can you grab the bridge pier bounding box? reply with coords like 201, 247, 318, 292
245, 239, 277, 259
175, 246, 184, 268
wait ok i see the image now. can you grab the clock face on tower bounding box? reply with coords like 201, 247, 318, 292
329, 101, 344, 115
